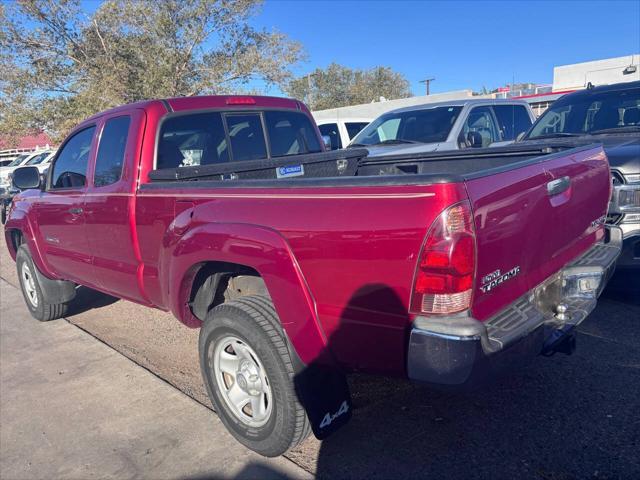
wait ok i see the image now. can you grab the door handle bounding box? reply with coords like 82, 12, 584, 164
68, 207, 83, 215
547, 176, 570, 196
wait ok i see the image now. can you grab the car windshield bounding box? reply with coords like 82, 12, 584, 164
26, 152, 50, 165
351, 106, 463, 146
7, 155, 28, 167
526, 86, 640, 139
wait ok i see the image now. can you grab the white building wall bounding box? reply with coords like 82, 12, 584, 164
553, 54, 640, 91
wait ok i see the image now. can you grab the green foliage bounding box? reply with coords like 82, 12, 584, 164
0, 0, 304, 144
284, 63, 412, 111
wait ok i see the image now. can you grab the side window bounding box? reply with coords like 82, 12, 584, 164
94, 116, 130, 187
158, 112, 228, 169
345, 122, 369, 140
461, 107, 499, 147
50, 126, 96, 189
493, 105, 533, 140
224, 114, 267, 161
318, 123, 342, 150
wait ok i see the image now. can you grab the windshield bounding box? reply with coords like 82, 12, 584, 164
351, 106, 463, 146
27, 152, 51, 165
7, 155, 28, 167
526, 87, 640, 138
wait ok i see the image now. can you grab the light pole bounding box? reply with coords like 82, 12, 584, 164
419, 77, 435, 96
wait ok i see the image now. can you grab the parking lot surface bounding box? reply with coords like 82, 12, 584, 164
0, 279, 311, 480
1, 246, 639, 479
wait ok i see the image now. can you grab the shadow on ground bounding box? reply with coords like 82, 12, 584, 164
65, 286, 119, 316
300, 280, 640, 480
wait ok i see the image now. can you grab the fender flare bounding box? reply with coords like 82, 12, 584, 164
4, 202, 55, 278
165, 222, 327, 365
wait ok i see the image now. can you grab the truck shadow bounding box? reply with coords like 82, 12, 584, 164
65, 286, 119, 316
302, 284, 639, 479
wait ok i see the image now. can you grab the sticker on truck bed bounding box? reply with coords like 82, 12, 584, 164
276, 164, 304, 178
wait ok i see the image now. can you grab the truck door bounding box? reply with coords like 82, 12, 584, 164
83, 110, 147, 303
34, 126, 97, 283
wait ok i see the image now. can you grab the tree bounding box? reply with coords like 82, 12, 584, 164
284, 63, 412, 111
0, 0, 304, 144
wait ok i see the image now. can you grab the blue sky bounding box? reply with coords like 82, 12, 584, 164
253, 0, 640, 95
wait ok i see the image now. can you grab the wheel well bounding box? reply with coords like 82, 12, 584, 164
9, 229, 24, 255
188, 261, 269, 321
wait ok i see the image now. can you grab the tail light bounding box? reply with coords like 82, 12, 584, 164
410, 201, 476, 315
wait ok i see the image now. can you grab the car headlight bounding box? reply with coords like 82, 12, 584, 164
615, 184, 640, 213
624, 174, 640, 183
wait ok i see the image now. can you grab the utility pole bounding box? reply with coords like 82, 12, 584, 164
419, 77, 435, 96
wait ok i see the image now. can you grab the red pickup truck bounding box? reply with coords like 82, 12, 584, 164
5, 95, 621, 457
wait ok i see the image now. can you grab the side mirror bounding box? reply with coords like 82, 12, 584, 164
12, 166, 42, 190
322, 135, 333, 150
466, 131, 483, 148
516, 131, 526, 142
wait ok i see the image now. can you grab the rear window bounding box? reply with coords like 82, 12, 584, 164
266, 111, 321, 157
157, 110, 320, 169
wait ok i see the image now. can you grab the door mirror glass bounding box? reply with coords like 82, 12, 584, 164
12, 166, 42, 190
322, 135, 333, 150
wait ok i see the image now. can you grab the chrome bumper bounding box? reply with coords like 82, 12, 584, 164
407, 227, 622, 389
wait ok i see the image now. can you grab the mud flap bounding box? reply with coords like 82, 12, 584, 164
293, 363, 352, 439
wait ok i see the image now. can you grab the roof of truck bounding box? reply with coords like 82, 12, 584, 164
383, 97, 531, 115
81, 95, 308, 123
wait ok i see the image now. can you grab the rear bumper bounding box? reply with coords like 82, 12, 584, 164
407, 227, 622, 389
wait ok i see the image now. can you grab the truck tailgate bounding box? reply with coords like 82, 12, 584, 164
465, 145, 610, 321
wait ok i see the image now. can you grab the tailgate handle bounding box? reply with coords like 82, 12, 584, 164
547, 176, 570, 196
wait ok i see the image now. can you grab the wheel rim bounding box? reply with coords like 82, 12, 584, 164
211, 335, 273, 427
21, 263, 38, 308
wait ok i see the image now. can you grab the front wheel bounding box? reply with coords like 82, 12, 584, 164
199, 295, 310, 457
16, 245, 69, 321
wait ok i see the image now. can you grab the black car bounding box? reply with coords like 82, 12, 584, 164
518, 81, 640, 273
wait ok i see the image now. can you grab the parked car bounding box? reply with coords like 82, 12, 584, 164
0, 151, 46, 223
316, 117, 372, 150
5, 95, 619, 457
25, 149, 56, 173
517, 81, 640, 271
350, 99, 535, 156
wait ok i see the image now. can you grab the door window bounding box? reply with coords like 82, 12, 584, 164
94, 116, 131, 187
318, 123, 342, 150
492, 105, 533, 140
345, 122, 369, 140
50, 126, 96, 189
461, 107, 499, 147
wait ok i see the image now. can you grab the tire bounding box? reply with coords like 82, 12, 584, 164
199, 295, 311, 457
16, 245, 69, 321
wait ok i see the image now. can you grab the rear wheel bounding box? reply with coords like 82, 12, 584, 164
199, 295, 310, 457
16, 245, 69, 321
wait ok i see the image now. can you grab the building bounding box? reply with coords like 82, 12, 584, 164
496, 54, 640, 116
